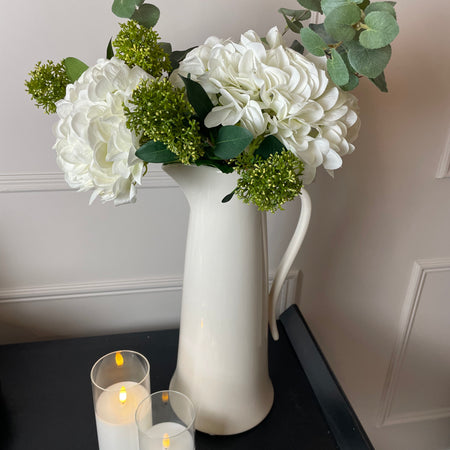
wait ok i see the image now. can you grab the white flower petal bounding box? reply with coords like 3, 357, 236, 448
323, 149, 343, 170
266, 26, 283, 49
176, 27, 360, 184
316, 87, 339, 111
241, 30, 261, 45
241, 101, 267, 136
205, 104, 241, 128
302, 165, 317, 185
53, 57, 148, 205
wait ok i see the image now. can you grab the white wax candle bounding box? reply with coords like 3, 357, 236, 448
95, 381, 148, 450
140, 422, 194, 450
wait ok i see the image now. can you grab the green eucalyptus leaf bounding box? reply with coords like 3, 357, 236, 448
213, 126, 253, 160
296, 9, 312, 20
346, 41, 392, 78
341, 72, 359, 90
63, 57, 89, 83
180, 75, 214, 123
321, 0, 348, 15
106, 38, 114, 59
339, 49, 357, 73
279, 7, 300, 16
112, 0, 143, 18
203, 146, 220, 160
131, 3, 160, 28
255, 135, 285, 159
279, 8, 311, 20
195, 159, 234, 173
359, 11, 399, 49
338, 49, 361, 89
169, 47, 196, 71
218, 165, 235, 174
364, 1, 397, 18
309, 23, 336, 45
358, 0, 370, 10
370, 71, 388, 92
324, 4, 361, 42
296, 0, 322, 13
290, 40, 304, 54
300, 27, 327, 56
136, 140, 178, 163
327, 48, 350, 85
221, 189, 237, 203
282, 14, 303, 33
159, 42, 172, 54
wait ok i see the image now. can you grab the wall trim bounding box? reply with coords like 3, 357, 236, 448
0, 270, 299, 317
0, 275, 182, 304
377, 258, 450, 427
0, 169, 176, 194
436, 129, 450, 179
379, 407, 450, 427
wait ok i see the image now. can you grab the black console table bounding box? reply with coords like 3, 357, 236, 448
0, 305, 373, 450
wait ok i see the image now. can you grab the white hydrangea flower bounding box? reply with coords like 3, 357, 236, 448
53, 57, 151, 205
174, 27, 360, 184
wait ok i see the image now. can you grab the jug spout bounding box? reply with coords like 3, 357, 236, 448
162, 164, 198, 200
268, 189, 311, 340
163, 163, 238, 207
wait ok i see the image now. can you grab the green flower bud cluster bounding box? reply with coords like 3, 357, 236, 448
235, 150, 304, 212
113, 20, 171, 77
126, 78, 204, 164
25, 60, 70, 114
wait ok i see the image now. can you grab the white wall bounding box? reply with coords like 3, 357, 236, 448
0, 0, 300, 344
296, 1, 450, 449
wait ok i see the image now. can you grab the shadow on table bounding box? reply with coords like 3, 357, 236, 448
0, 381, 13, 449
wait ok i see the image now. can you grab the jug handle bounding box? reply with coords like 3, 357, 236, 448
268, 189, 312, 341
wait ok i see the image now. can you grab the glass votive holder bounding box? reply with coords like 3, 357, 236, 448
91, 350, 150, 450
136, 390, 196, 450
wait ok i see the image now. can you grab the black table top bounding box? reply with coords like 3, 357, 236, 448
0, 306, 373, 450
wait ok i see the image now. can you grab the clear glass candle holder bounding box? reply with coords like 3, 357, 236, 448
136, 390, 196, 450
91, 350, 150, 450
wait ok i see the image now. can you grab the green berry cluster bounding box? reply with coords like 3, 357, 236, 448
113, 20, 171, 77
25, 60, 70, 114
235, 150, 304, 212
125, 78, 204, 164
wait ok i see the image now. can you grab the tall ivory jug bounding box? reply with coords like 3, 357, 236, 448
164, 164, 311, 435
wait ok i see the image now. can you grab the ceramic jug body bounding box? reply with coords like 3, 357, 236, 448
164, 164, 273, 435
164, 163, 312, 435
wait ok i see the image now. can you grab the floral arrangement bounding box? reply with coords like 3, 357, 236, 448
25, 0, 398, 211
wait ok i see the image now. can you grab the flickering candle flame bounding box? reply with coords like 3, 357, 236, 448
119, 386, 127, 404
115, 351, 124, 367
162, 391, 169, 403
163, 432, 170, 449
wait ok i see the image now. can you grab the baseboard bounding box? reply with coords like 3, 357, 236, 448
0, 271, 299, 344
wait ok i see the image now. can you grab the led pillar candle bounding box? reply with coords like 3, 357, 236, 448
91, 350, 150, 450
135, 391, 196, 450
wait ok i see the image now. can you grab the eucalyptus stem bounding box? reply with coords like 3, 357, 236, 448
279, 0, 399, 91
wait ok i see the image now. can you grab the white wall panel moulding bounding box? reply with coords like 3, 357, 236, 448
435, 128, 450, 179
0, 271, 299, 317
377, 258, 450, 427
0, 275, 182, 303
0, 169, 177, 194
